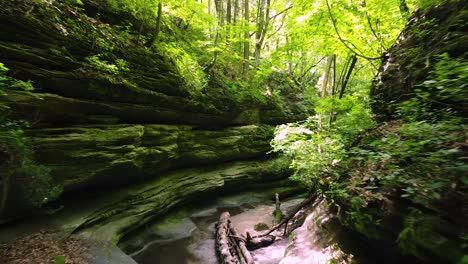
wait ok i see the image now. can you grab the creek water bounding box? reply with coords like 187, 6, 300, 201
119, 189, 341, 264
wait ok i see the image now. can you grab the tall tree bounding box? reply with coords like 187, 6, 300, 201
227, 0, 232, 24
242, 0, 249, 78
205, 0, 224, 71
338, 55, 358, 99
254, 0, 271, 65
146, 2, 163, 47
320, 54, 335, 98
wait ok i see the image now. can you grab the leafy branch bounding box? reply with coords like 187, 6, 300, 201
325, 0, 383, 61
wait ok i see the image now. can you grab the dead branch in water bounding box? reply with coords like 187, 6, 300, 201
259, 194, 319, 237
215, 212, 254, 264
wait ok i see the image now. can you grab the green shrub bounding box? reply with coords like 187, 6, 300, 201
0, 63, 62, 209
158, 42, 207, 95
254, 222, 270, 231
85, 55, 129, 74
270, 54, 467, 257
271, 95, 374, 190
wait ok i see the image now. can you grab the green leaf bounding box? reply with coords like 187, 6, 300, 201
54, 256, 66, 264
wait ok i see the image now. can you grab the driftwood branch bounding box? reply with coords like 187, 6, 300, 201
216, 212, 237, 264
246, 232, 275, 250
229, 223, 254, 264
216, 212, 254, 264
259, 194, 318, 237
216, 194, 322, 264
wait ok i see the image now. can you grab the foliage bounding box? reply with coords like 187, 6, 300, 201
64, 0, 83, 6
1, 0, 464, 260
254, 222, 270, 231
398, 53, 468, 121
344, 54, 466, 256
271, 94, 374, 190
271, 52, 467, 258
158, 42, 207, 94
0, 63, 62, 208
85, 55, 129, 74
227, 81, 268, 106
371, 54, 468, 204
97, 0, 405, 110
67, 0, 440, 118
0, 63, 35, 91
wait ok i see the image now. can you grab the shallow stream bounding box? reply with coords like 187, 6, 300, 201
119, 189, 340, 264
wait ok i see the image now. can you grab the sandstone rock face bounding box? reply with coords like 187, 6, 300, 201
74, 158, 292, 242
1, 90, 237, 127
29, 124, 273, 191
370, 1, 468, 121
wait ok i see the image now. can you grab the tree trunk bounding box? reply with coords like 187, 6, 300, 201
254, 0, 271, 66
146, 2, 163, 47
206, 0, 224, 71
214, 0, 224, 26
331, 54, 336, 95
339, 55, 357, 99
215, 212, 237, 264
242, 0, 249, 78
205, 32, 220, 72
320, 54, 335, 98
227, 0, 232, 24
234, 0, 239, 23
273, 192, 283, 223
254, 0, 265, 64
260, 194, 317, 237
229, 222, 254, 264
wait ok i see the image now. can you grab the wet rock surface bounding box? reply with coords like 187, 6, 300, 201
122, 190, 303, 264
120, 191, 348, 264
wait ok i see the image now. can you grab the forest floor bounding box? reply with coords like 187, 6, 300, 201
0, 231, 90, 264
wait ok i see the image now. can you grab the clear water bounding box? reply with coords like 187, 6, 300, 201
125, 191, 340, 264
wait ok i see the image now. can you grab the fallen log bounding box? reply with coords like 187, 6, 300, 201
229, 223, 254, 264
245, 232, 275, 250
216, 212, 254, 264
259, 194, 318, 237
215, 212, 237, 264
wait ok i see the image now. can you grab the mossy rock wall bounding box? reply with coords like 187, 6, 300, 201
370, 0, 468, 121
349, 1, 468, 262
74, 158, 293, 243
0, 0, 305, 223
28, 124, 274, 191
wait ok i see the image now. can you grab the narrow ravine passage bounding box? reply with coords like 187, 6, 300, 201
119, 189, 341, 264
1, 1, 465, 263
